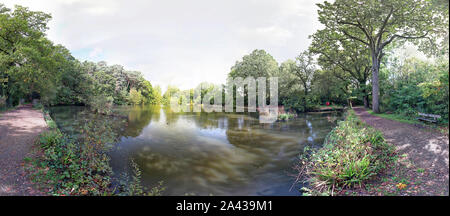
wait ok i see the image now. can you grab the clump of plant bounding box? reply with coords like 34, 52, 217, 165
32, 102, 44, 110
278, 113, 295, 121
295, 110, 396, 196
29, 128, 113, 195
115, 159, 165, 196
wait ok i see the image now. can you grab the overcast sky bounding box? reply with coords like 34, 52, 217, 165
3, 0, 324, 90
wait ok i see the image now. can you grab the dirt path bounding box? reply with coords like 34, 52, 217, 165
353, 107, 449, 196
0, 104, 47, 196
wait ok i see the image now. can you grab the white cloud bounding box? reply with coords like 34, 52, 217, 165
2, 0, 325, 91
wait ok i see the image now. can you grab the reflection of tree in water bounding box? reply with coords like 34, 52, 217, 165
190, 112, 260, 131
191, 112, 226, 129
49, 106, 127, 141
162, 107, 182, 125
123, 105, 160, 137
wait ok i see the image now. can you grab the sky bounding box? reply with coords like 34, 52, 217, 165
3, 0, 325, 90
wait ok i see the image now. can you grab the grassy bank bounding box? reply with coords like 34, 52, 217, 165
25, 106, 164, 196
367, 111, 419, 125
296, 110, 396, 196
368, 110, 449, 136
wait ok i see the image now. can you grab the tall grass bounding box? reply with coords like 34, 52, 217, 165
296, 110, 396, 196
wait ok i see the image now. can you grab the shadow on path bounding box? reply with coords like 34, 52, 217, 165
353, 107, 449, 196
0, 104, 47, 196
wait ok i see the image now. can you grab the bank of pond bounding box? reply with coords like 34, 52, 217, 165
29, 104, 394, 196
27, 105, 344, 195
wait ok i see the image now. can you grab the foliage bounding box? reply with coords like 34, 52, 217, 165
115, 159, 165, 196
310, 26, 371, 107
87, 94, 114, 115
297, 110, 396, 195
379, 55, 449, 123
0, 4, 56, 106
29, 121, 114, 195
162, 85, 181, 105
316, 0, 448, 112
278, 113, 295, 121
129, 88, 144, 105
229, 49, 278, 79
0, 4, 160, 108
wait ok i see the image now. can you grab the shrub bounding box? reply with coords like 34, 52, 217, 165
38, 131, 62, 149
296, 110, 395, 195
278, 113, 295, 121
115, 159, 165, 196
128, 88, 144, 105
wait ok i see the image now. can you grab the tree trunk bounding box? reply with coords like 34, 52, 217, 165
363, 95, 369, 108
371, 53, 380, 113
362, 85, 369, 108
29, 83, 34, 102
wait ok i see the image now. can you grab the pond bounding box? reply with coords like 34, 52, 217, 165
49, 105, 342, 196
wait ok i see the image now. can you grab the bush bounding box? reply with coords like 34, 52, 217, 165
128, 88, 144, 105
278, 113, 295, 121
30, 129, 112, 196
296, 110, 395, 195
115, 159, 165, 196
380, 56, 449, 124
38, 131, 62, 149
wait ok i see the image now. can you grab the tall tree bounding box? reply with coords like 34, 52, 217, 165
229, 49, 279, 78
294, 51, 316, 97
317, 0, 447, 112
228, 49, 278, 107
0, 4, 52, 105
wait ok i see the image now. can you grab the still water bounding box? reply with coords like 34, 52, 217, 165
49, 105, 341, 196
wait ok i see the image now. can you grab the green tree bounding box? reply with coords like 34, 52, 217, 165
162, 85, 181, 105
0, 4, 54, 105
228, 49, 278, 108
229, 49, 278, 79
129, 88, 143, 105
317, 0, 447, 113
294, 51, 316, 97
276, 59, 300, 105
310, 29, 371, 107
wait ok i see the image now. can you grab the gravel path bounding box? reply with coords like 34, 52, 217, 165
0, 104, 47, 196
354, 107, 449, 196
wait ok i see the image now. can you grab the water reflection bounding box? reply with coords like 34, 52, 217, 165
49, 105, 341, 196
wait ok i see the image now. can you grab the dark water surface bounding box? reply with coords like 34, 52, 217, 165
49, 105, 342, 196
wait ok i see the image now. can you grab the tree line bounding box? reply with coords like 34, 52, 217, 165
162, 0, 448, 122
2, 1, 448, 122
0, 4, 161, 113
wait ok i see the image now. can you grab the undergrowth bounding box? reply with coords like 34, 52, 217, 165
295, 110, 396, 196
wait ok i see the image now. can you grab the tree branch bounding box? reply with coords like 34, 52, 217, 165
376, 7, 394, 48
342, 29, 369, 46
